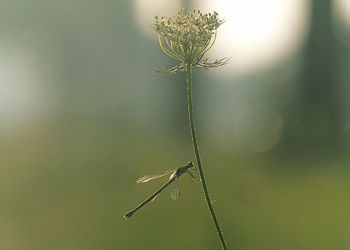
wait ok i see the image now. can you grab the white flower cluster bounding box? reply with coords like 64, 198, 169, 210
150, 9, 227, 69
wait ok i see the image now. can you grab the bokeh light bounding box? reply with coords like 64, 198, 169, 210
192, 0, 310, 74
234, 105, 284, 152
333, 0, 350, 29
0, 34, 58, 133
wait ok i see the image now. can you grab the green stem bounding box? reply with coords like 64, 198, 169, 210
186, 64, 228, 250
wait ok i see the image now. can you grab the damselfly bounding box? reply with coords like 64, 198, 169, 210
124, 161, 195, 219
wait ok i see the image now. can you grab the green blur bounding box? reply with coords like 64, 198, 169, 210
1, 1, 350, 250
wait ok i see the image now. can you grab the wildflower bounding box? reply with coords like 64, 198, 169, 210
150, 9, 228, 74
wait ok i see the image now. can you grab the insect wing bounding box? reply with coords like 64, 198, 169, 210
136, 170, 173, 183
170, 176, 180, 200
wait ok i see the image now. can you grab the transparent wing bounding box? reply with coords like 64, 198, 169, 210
170, 176, 180, 200
136, 170, 174, 183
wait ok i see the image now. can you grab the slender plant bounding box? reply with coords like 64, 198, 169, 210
150, 9, 229, 250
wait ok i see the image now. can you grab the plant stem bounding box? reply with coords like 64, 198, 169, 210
186, 64, 228, 250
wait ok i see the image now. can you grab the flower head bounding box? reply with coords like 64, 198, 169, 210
150, 9, 228, 74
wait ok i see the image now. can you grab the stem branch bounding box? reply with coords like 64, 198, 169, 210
186, 64, 228, 250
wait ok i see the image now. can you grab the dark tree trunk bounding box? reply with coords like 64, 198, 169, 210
285, 0, 344, 153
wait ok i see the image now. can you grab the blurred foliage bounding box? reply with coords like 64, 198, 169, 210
1, 120, 350, 249
1, 0, 350, 249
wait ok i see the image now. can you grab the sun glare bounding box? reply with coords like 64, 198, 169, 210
192, 0, 310, 74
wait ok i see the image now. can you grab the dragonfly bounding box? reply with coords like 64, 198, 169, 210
124, 161, 196, 219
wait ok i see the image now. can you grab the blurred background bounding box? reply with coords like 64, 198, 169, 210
1, 0, 350, 249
